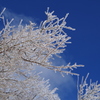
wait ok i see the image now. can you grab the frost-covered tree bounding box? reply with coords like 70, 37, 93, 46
0, 7, 83, 100
0, 7, 99, 100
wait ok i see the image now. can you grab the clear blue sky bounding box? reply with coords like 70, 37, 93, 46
0, 0, 100, 100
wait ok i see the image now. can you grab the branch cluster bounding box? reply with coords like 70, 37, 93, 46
0, 8, 83, 76
78, 74, 100, 100
0, 8, 84, 100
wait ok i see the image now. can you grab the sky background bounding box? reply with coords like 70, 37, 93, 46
0, 0, 100, 100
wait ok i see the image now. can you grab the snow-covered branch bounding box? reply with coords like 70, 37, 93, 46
0, 8, 83, 76
78, 74, 100, 100
0, 8, 84, 100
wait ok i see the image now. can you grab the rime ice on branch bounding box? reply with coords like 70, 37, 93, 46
0, 8, 83, 76
0, 8, 84, 100
78, 74, 100, 100
0, 8, 61, 100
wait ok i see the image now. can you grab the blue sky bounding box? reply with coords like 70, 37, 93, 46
0, 0, 100, 100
